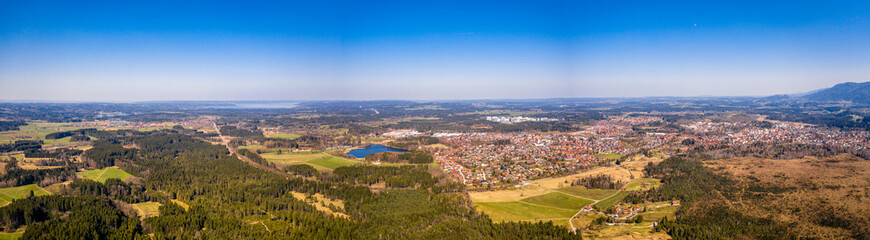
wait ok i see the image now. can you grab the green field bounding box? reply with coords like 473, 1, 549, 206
79, 167, 134, 183
0, 122, 95, 146
594, 191, 629, 209
520, 192, 593, 210
0, 122, 133, 145
637, 205, 678, 221
0, 184, 51, 206
133, 202, 162, 219
0, 233, 22, 240
307, 155, 356, 169
558, 186, 619, 200
474, 201, 576, 222
262, 151, 358, 170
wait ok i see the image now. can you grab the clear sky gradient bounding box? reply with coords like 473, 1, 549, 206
2, 1, 870, 101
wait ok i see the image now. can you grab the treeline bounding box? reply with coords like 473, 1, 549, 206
219, 125, 264, 139
45, 128, 148, 141
283, 164, 319, 178
23, 148, 82, 159
571, 174, 625, 189
237, 148, 273, 167
688, 142, 870, 160
66, 178, 159, 204
0, 160, 77, 188
386, 136, 440, 149
0, 140, 41, 153
262, 137, 300, 148
328, 165, 438, 189
0, 120, 26, 131
626, 157, 793, 239
84, 142, 138, 168
364, 150, 434, 164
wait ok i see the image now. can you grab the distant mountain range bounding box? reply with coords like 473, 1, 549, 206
802, 81, 870, 104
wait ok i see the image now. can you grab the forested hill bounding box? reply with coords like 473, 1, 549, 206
804, 81, 870, 104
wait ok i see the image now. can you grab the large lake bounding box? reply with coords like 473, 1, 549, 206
346, 144, 408, 158
208, 102, 298, 109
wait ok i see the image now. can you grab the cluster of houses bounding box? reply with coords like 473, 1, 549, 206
685, 121, 870, 150
485, 116, 559, 124
582, 201, 680, 220
74, 119, 213, 131
434, 117, 675, 186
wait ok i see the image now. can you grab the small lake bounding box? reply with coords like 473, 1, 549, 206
346, 144, 408, 158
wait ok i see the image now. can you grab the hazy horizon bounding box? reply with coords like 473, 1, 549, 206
3, 1, 870, 101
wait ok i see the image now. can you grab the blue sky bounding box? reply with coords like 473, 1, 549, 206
2, 1, 870, 101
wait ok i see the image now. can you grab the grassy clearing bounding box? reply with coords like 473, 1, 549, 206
624, 178, 661, 191
0, 122, 91, 146
558, 186, 618, 200
266, 132, 301, 140
289, 191, 348, 218
307, 156, 356, 169
594, 191, 629, 209
474, 201, 576, 222
593, 153, 625, 160
520, 192, 593, 210
132, 202, 162, 219
17, 157, 64, 170
0, 232, 22, 240
262, 151, 358, 170
171, 199, 190, 210
638, 206, 678, 221
43, 181, 72, 194
0, 184, 51, 206
533, 163, 635, 190
78, 166, 133, 183
469, 185, 550, 202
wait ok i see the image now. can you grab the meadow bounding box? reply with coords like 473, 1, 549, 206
519, 192, 593, 210
131, 202, 162, 219
0, 233, 22, 240
593, 191, 630, 209
265, 132, 301, 140
474, 201, 576, 222
557, 186, 619, 200
470, 175, 664, 229
623, 178, 661, 191
78, 166, 134, 183
261, 151, 359, 170
0, 184, 51, 206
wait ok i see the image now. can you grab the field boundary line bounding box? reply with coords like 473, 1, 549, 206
515, 200, 583, 211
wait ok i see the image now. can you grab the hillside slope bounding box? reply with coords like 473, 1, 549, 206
804, 82, 870, 104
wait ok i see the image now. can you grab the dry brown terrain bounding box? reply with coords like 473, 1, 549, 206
706, 154, 870, 239
468, 185, 551, 202
534, 156, 664, 189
